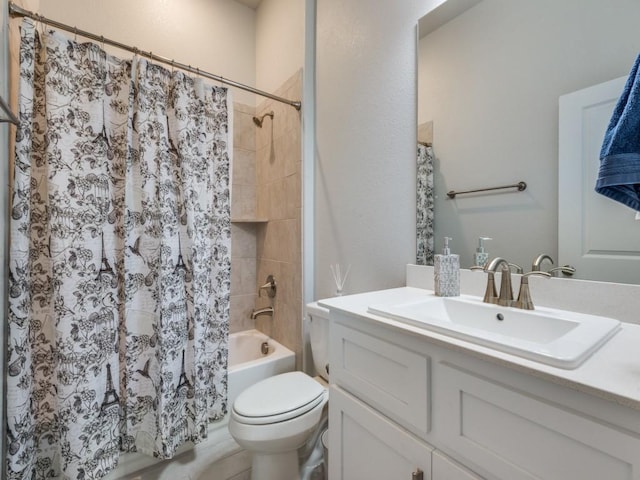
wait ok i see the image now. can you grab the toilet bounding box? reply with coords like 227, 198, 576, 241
229, 302, 330, 480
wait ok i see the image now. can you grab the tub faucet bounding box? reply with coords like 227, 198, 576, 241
251, 306, 274, 319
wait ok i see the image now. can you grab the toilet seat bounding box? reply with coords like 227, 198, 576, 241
232, 392, 326, 425
232, 371, 326, 425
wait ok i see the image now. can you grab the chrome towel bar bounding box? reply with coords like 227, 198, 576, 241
447, 181, 527, 199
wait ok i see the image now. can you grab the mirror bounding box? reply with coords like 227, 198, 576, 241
418, 0, 640, 283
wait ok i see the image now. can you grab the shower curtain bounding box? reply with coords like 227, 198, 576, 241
7, 20, 231, 479
417, 143, 434, 265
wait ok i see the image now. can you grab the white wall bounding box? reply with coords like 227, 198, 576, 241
418, 0, 640, 270
255, 0, 304, 95
315, 0, 441, 298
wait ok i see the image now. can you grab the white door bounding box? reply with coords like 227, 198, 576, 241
559, 76, 640, 284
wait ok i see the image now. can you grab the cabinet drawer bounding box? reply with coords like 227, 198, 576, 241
330, 321, 430, 438
432, 451, 485, 480
329, 386, 433, 480
436, 362, 640, 480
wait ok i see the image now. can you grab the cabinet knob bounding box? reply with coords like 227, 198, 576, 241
412, 468, 424, 480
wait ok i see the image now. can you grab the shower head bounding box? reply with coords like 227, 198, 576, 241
252, 111, 274, 128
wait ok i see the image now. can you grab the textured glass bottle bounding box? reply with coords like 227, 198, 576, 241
434, 237, 460, 296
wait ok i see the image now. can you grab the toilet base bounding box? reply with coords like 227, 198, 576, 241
251, 450, 299, 480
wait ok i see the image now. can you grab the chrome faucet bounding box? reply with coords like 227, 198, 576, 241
532, 254, 554, 272
531, 254, 576, 277
479, 258, 524, 307
251, 306, 274, 319
479, 256, 554, 310
483, 257, 514, 306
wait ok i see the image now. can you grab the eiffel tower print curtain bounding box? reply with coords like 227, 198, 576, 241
7, 20, 231, 479
416, 144, 434, 266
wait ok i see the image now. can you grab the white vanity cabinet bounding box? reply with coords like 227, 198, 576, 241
431, 451, 485, 480
328, 309, 640, 480
329, 386, 433, 480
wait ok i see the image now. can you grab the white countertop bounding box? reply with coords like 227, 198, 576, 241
320, 286, 640, 411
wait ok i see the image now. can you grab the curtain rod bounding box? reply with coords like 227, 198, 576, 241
8, 2, 302, 111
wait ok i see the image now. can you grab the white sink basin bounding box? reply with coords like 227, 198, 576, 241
368, 295, 621, 369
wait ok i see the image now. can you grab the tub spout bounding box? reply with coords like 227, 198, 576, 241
251, 306, 274, 319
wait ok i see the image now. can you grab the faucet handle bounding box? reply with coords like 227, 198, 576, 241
514, 271, 551, 310
548, 265, 576, 277
258, 275, 277, 298
508, 263, 523, 274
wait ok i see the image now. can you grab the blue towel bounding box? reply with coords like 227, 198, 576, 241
596, 53, 640, 211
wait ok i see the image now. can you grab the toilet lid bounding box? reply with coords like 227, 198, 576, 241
233, 371, 326, 424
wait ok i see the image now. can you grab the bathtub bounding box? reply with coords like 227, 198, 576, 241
108, 330, 295, 480
227, 329, 296, 407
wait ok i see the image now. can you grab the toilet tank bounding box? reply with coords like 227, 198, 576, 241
306, 302, 330, 381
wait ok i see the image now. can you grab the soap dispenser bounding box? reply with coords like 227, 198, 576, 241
434, 237, 460, 297
474, 237, 492, 268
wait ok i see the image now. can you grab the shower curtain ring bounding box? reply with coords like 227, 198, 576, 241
73, 26, 78, 41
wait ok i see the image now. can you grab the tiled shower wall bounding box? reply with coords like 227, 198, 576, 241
230, 70, 302, 361
254, 70, 303, 367
230, 103, 259, 333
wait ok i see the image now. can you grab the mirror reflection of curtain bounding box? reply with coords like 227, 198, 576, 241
417, 143, 434, 265
7, 19, 231, 479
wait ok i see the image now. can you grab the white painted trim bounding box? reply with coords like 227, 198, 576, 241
301, 0, 316, 374
1, 0, 9, 465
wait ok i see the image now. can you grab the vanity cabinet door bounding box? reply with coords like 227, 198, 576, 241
329, 385, 433, 480
330, 319, 431, 439
432, 451, 485, 480
435, 363, 640, 480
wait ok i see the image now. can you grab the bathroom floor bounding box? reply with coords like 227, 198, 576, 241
106, 433, 251, 480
